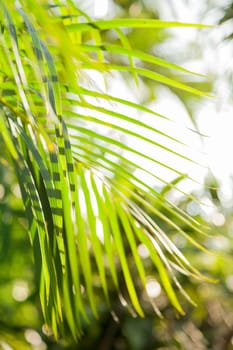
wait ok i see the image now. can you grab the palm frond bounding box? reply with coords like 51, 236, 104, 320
0, 0, 211, 339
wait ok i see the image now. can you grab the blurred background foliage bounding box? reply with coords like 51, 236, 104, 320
1, 0, 233, 349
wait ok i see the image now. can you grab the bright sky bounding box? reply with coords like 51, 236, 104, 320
90, 0, 233, 195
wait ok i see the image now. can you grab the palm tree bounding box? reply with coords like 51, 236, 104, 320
0, 0, 211, 340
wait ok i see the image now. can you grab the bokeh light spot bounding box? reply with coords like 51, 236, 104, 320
146, 279, 161, 298
12, 280, 29, 302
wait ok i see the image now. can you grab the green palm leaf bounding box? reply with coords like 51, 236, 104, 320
0, 0, 211, 339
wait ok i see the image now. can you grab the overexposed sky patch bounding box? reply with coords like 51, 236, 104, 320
78, 0, 233, 195
94, 0, 109, 18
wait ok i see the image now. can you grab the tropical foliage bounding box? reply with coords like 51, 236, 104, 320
0, 0, 211, 342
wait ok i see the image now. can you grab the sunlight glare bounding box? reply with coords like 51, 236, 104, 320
94, 0, 108, 18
